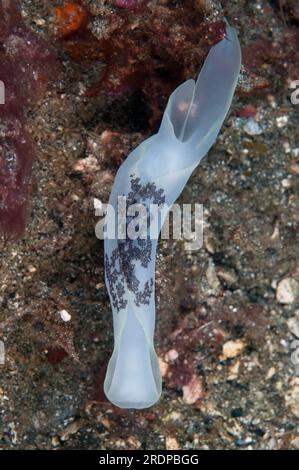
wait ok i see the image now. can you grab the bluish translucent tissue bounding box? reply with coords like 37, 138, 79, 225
103, 23, 241, 409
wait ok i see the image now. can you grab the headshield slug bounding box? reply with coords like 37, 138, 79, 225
103, 22, 241, 409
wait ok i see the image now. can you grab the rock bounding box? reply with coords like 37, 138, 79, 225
287, 317, 299, 338
182, 375, 204, 405
276, 278, 299, 304
222, 340, 245, 360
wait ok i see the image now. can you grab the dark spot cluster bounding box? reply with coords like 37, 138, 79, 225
105, 176, 165, 313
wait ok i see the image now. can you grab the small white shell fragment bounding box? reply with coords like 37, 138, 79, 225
60, 309, 71, 322
276, 278, 299, 304
244, 118, 262, 136
222, 339, 245, 359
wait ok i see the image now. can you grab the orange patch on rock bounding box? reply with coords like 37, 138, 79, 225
54, 2, 88, 38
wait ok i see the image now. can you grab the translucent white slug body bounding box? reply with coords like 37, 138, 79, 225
104, 24, 241, 409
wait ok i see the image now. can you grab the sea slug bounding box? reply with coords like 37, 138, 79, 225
103, 22, 241, 409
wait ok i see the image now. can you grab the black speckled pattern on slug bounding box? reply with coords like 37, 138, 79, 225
105, 176, 165, 313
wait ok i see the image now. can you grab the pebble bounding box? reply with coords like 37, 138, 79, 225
276, 278, 299, 304
287, 317, 299, 338
244, 118, 262, 136
222, 340, 245, 360
182, 375, 204, 405
60, 309, 71, 322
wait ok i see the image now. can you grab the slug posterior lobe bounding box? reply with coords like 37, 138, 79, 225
103, 22, 241, 409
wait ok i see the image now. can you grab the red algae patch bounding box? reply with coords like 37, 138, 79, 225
0, 0, 59, 239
